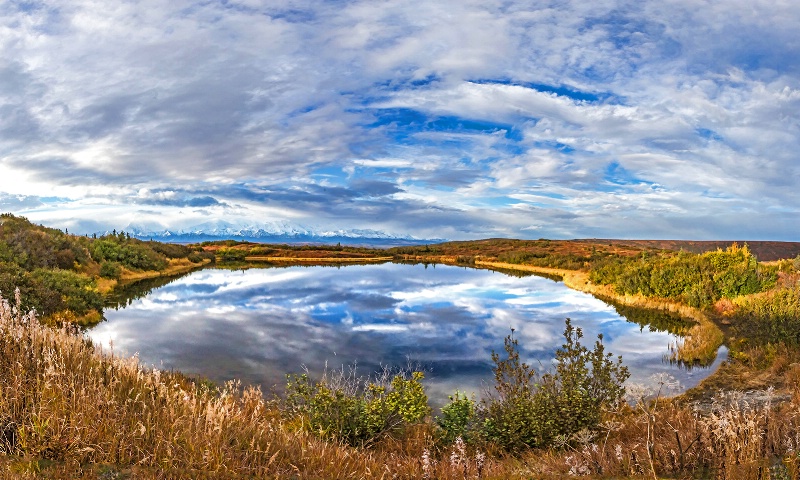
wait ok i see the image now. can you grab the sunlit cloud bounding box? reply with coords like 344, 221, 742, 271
1, 0, 798, 240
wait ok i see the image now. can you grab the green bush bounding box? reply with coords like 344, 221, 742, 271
731, 286, 800, 346
284, 370, 429, 446
0, 215, 91, 271
437, 391, 477, 443
589, 245, 777, 307
479, 319, 629, 451
456, 255, 476, 265
99, 261, 122, 279
217, 248, 248, 262
29, 269, 102, 316
90, 238, 168, 271
146, 241, 192, 259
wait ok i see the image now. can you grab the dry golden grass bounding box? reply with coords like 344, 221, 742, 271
95, 259, 208, 294
0, 290, 521, 479
2, 287, 799, 479
505, 376, 800, 479
1, 290, 379, 478
118, 258, 208, 282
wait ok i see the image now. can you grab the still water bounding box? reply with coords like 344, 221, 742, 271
91, 263, 724, 405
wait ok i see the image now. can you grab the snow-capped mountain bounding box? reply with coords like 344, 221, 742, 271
104, 221, 441, 246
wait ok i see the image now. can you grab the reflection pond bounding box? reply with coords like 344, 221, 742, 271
91, 263, 725, 405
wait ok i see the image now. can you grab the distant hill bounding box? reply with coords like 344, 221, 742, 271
389, 238, 800, 263
576, 240, 800, 261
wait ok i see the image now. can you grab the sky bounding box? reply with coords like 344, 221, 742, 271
1, 0, 799, 241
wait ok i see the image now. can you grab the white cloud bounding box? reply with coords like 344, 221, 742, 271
0, 0, 798, 239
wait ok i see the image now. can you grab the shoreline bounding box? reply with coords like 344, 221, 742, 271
97, 258, 209, 294
284, 253, 725, 367
99, 254, 725, 366
244, 255, 394, 262
474, 260, 725, 366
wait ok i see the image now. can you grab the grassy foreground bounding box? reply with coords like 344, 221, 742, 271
3, 291, 800, 479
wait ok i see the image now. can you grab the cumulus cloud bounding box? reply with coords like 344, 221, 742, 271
0, 0, 798, 239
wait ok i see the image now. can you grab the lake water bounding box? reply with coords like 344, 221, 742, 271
91, 263, 724, 406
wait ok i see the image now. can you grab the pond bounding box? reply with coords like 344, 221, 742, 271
91, 263, 725, 406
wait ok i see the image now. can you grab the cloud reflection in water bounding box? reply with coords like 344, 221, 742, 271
91, 264, 722, 406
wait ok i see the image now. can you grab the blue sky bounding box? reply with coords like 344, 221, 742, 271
1, 0, 799, 240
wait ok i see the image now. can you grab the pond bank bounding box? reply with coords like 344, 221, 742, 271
472, 260, 725, 366
97, 258, 209, 294
475, 260, 724, 365
233, 253, 725, 367
244, 256, 394, 262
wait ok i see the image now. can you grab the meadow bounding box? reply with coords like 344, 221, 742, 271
2, 287, 800, 479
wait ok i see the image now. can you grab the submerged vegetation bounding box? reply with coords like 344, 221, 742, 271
2, 213, 800, 477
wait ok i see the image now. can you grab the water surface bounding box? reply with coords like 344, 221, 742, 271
92, 263, 723, 405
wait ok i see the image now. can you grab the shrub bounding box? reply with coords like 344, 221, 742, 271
0, 216, 91, 271
480, 319, 629, 451
731, 286, 800, 347
217, 248, 248, 262
541, 320, 629, 435
28, 269, 103, 316
89, 238, 168, 271
456, 255, 476, 265
479, 329, 543, 450
146, 241, 192, 259
589, 245, 777, 307
99, 261, 122, 279
187, 252, 204, 263
284, 369, 430, 446
436, 391, 477, 443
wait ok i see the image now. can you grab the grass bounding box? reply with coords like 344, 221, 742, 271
0, 289, 528, 479
0, 290, 398, 478
3, 287, 800, 479
96, 259, 209, 294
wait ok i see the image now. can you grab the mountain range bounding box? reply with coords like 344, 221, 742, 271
104, 220, 442, 246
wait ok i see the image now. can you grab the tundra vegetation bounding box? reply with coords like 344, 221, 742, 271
2, 213, 800, 478
0, 214, 211, 325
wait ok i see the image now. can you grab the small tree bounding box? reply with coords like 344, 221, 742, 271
539, 319, 629, 438
480, 319, 629, 451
